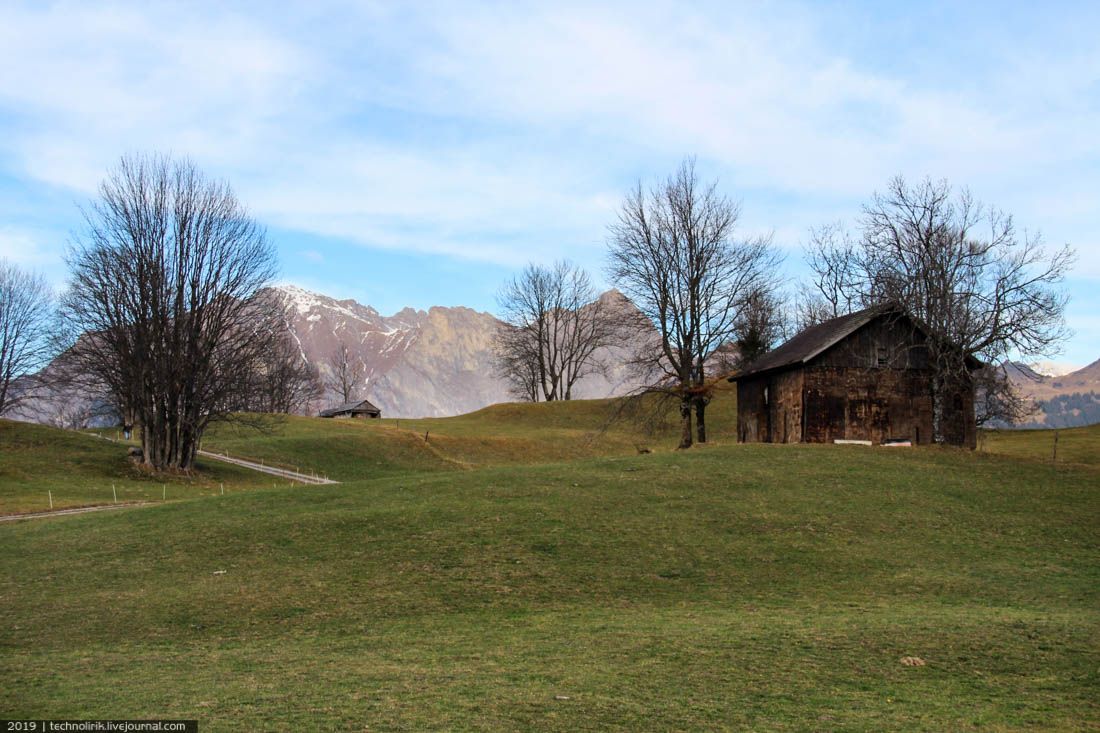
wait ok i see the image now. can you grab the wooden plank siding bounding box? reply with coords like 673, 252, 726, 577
734, 308, 977, 448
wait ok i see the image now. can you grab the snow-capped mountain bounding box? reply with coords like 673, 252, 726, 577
273, 284, 505, 417
1026, 361, 1081, 378
1005, 358, 1100, 428
272, 285, 647, 418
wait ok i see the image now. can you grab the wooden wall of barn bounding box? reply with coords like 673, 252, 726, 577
938, 383, 977, 449
737, 370, 803, 444
801, 366, 933, 445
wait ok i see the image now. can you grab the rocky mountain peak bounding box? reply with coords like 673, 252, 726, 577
267, 285, 650, 418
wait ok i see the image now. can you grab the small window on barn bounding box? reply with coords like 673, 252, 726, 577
876, 347, 888, 367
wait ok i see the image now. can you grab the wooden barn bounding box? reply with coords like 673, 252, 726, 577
730, 305, 979, 448
319, 398, 382, 419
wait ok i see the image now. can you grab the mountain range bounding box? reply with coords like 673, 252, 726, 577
274, 285, 646, 418
1004, 359, 1100, 428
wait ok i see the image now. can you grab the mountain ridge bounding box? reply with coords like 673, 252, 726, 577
270, 284, 647, 418
1005, 357, 1100, 428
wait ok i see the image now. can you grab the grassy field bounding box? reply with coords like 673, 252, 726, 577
201, 387, 739, 480
2, 389, 724, 514
0, 419, 280, 514
1, 400, 1098, 730
981, 423, 1100, 468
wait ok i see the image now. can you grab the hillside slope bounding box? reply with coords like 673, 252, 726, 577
1007, 359, 1100, 428
201, 387, 739, 480
0, 419, 273, 514
2, 438, 1097, 729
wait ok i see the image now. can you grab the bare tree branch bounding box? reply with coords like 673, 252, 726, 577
0, 260, 54, 416
59, 153, 279, 471
494, 260, 632, 402
606, 157, 783, 448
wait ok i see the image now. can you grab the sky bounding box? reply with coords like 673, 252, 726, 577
1, 1, 1098, 367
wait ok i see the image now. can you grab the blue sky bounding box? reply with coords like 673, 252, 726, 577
1, 1, 1098, 367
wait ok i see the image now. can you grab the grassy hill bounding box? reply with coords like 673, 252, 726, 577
0, 419, 278, 514
2, 400, 1098, 730
2, 389, 731, 513
200, 389, 739, 480
981, 423, 1100, 468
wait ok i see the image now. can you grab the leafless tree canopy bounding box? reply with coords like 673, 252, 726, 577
607, 157, 783, 448
232, 308, 323, 415
804, 175, 1073, 438
729, 287, 789, 370
325, 342, 364, 404
0, 260, 55, 415
494, 260, 629, 402
799, 222, 862, 327
973, 364, 1037, 428
60, 154, 279, 470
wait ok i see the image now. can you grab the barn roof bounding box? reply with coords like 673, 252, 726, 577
731, 304, 898, 380
729, 303, 983, 381
319, 398, 381, 417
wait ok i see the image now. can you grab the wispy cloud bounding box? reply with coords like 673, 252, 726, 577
3, 2, 1097, 262
0, 1, 1097, 357
0, 226, 58, 268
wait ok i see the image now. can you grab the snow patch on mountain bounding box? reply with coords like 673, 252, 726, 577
269, 284, 648, 418
1027, 361, 1081, 378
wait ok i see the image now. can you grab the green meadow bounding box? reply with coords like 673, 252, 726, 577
1, 399, 1098, 730
0, 419, 277, 514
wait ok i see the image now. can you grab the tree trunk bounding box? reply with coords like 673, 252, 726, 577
678, 398, 693, 449
931, 374, 948, 445
694, 397, 707, 444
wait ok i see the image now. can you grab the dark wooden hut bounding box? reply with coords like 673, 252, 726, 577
319, 398, 382, 419
729, 305, 979, 448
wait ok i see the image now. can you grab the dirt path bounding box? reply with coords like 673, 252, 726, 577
196, 450, 339, 484
0, 434, 340, 523
0, 502, 151, 522
84, 431, 338, 485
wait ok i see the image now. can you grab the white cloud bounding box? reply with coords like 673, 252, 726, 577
0, 2, 313, 192
0, 0, 1097, 284
0, 227, 57, 267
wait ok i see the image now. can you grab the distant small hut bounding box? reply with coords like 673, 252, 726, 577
319, 399, 382, 419
729, 304, 980, 448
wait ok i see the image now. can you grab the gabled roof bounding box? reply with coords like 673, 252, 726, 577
730, 304, 900, 380
319, 398, 381, 417
729, 303, 983, 381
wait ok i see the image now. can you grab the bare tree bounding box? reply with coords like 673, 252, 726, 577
60, 153, 279, 471
0, 260, 54, 416
234, 327, 323, 414
494, 260, 628, 402
973, 364, 1037, 428
325, 342, 363, 404
729, 287, 788, 369
494, 322, 542, 402
607, 157, 782, 448
804, 176, 1073, 441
